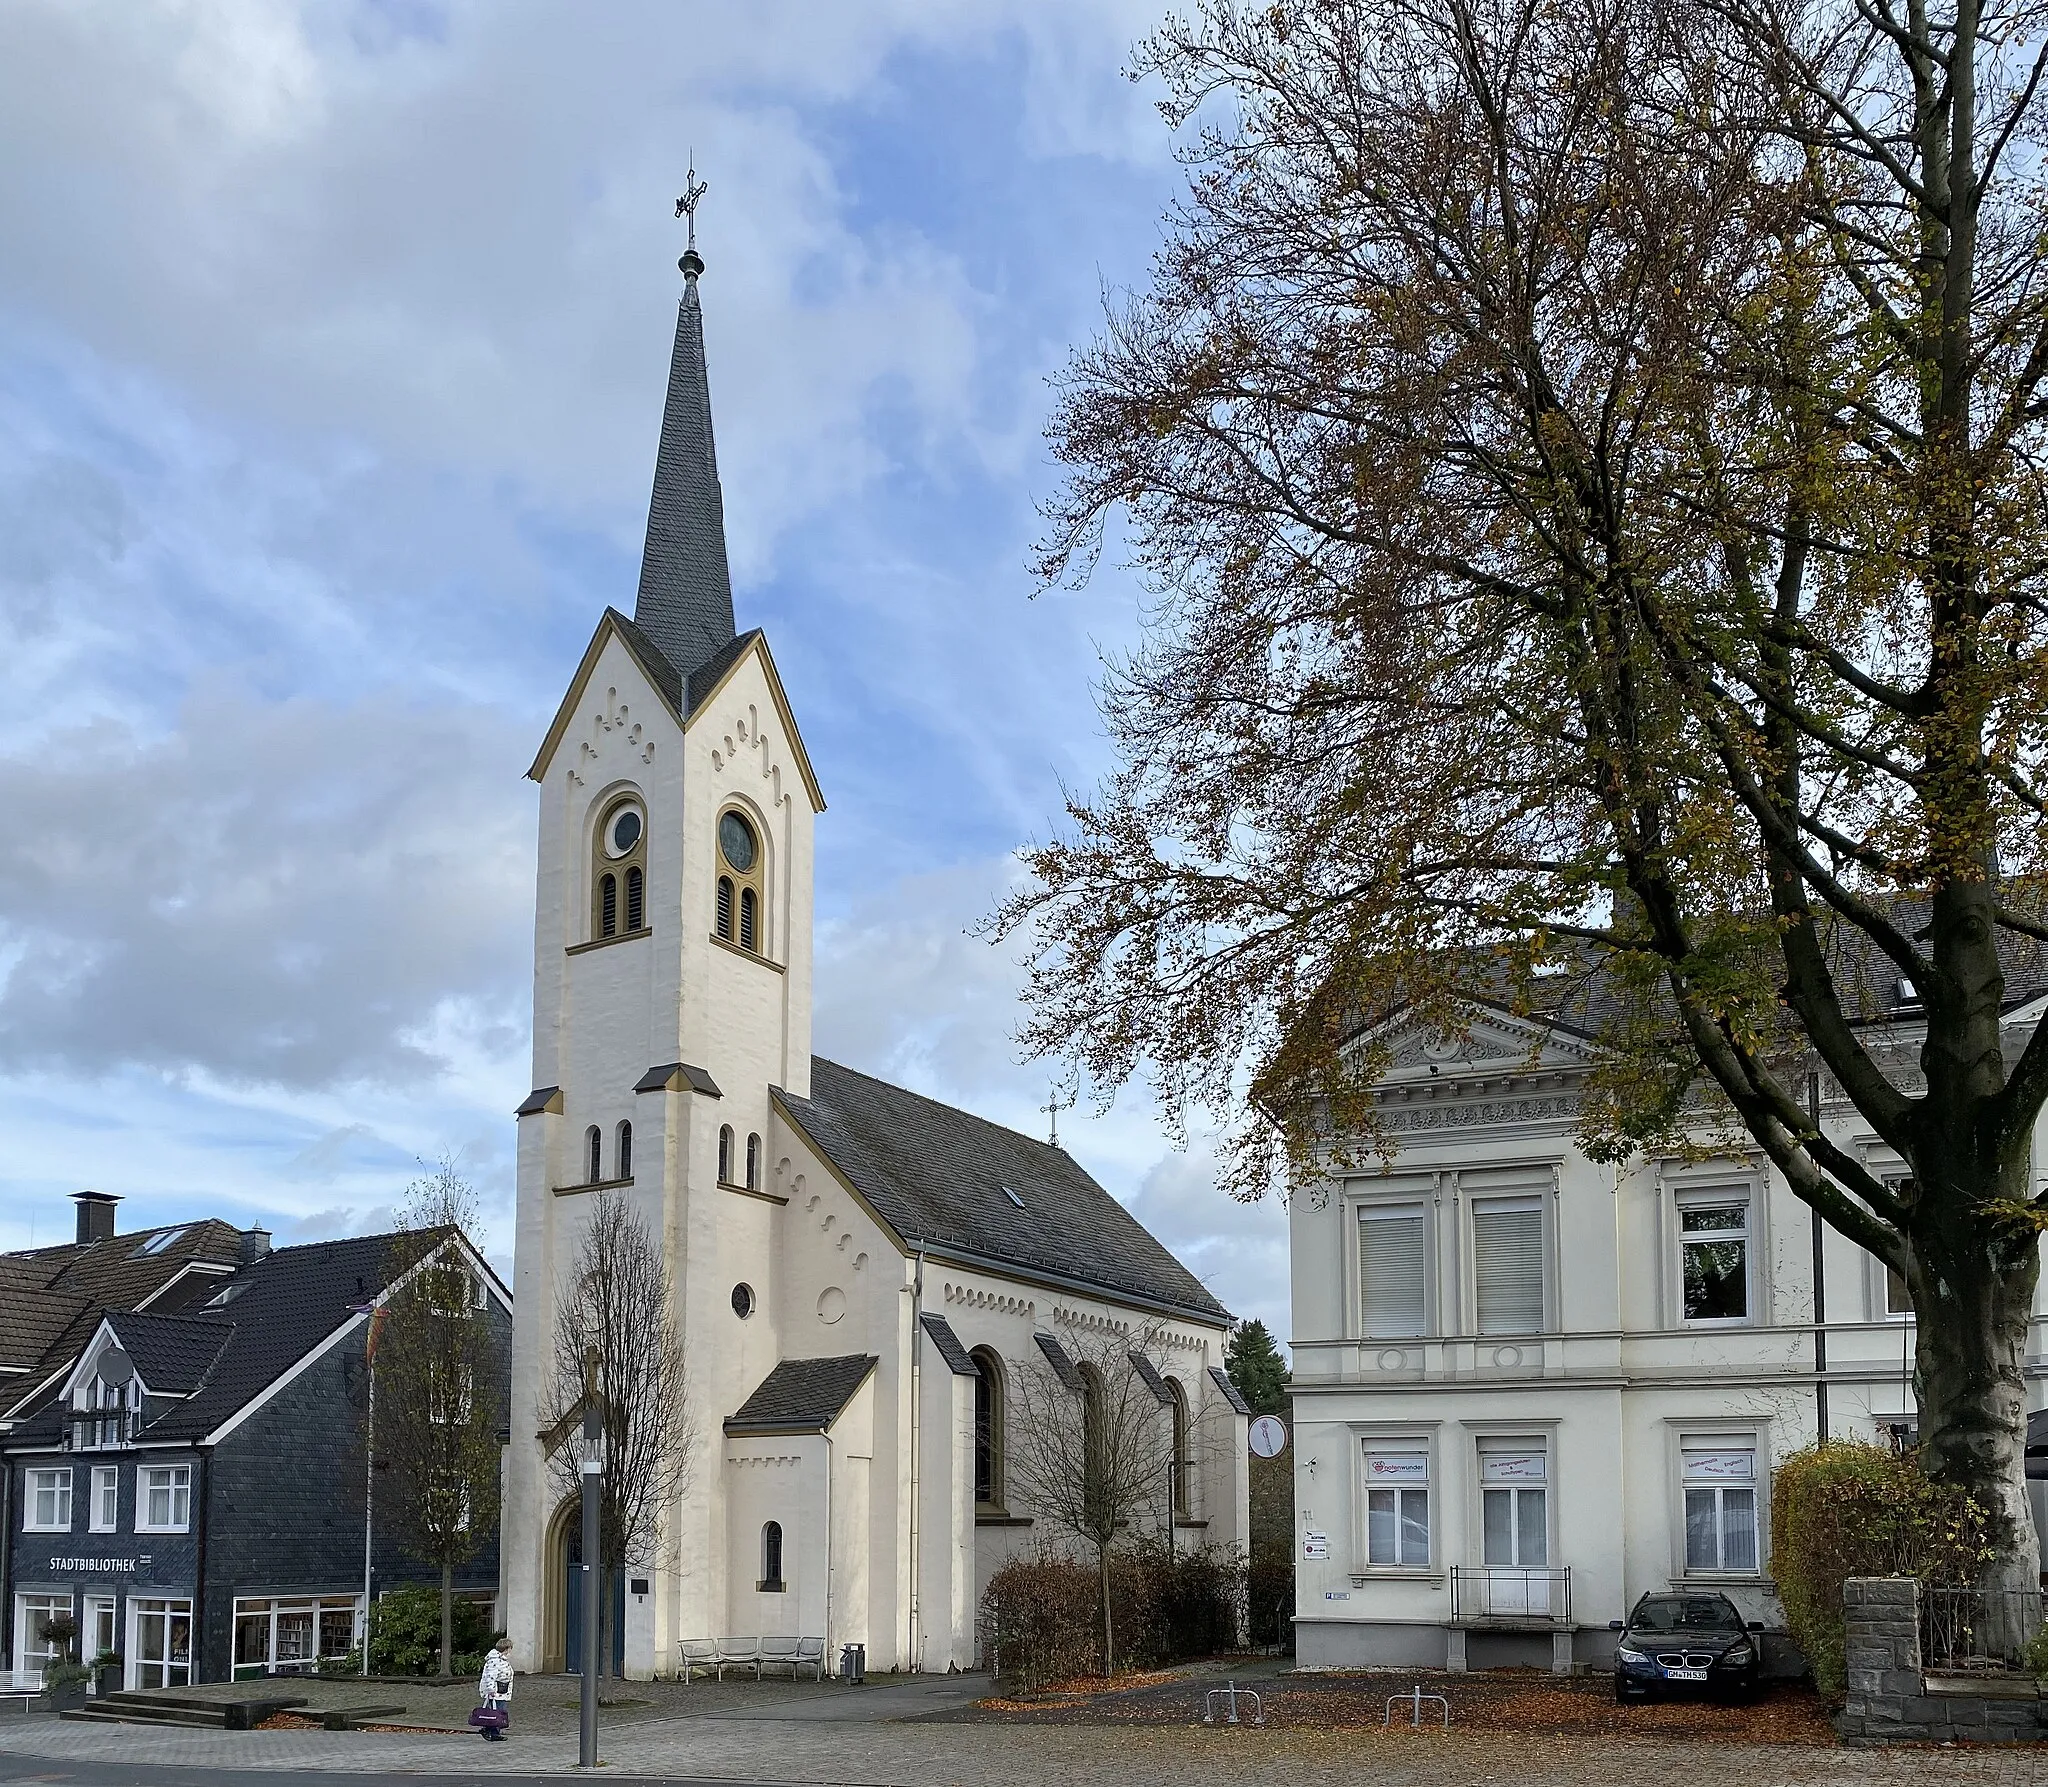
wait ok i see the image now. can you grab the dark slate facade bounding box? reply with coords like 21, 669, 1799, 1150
3, 1228, 511, 1688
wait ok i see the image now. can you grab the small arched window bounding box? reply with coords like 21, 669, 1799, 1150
718, 1125, 734, 1185
1078, 1361, 1108, 1522
760, 1520, 784, 1591
971, 1348, 1005, 1508
715, 808, 765, 954
616, 1121, 633, 1181
585, 1126, 602, 1185
1166, 1377, 1192, 1518
745, 1133, 761, 1190
591, 797, 647, 942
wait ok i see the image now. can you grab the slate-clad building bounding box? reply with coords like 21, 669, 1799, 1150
3, 1204, 511, 1689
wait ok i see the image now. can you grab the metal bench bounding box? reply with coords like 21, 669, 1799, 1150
677, 1636, 826, 1682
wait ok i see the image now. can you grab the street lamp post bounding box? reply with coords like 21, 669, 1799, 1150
579, 1374, 602, 1768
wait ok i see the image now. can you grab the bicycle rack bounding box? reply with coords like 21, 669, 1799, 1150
1383, 1684, 1449, 1730
1200, 1681, 1266, 1726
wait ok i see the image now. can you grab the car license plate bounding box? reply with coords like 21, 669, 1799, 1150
1664, 1667, 1709, 1682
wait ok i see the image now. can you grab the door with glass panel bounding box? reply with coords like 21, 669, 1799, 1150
132, 1600, 193, 1689
1479, 1440, 1549, 1614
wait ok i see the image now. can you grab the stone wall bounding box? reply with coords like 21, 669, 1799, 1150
1837, 1575, 2048, 1745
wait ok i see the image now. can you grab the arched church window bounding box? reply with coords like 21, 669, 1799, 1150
585, 1126, 602, 1185
616, 1121, 633, 1181
1078, 1362, 1108, 1523
1166, 1376, 1192, 1518
591, 797, 647, 942
715, 808, 764, 954
745, 1133, 761, 1190
718, 1125, 735, 1185
760, 1521, 784, 1591
971, 1348, 1005, 1508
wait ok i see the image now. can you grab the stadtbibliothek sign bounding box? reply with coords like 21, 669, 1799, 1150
47, 1556, 141, 1573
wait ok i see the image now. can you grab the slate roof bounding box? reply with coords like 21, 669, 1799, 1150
1128, 1350, 1173, 1407
1207, 1364, 1253, 1417
1033, 1332, 1084, 1393
4, 1230, 446, 1449
918, 1313, 978, 1379
725, 1355, 878, 1434
0, 1220, 244, 1398
632, 265, 737, 685
775, 1058, 1229, 1324
105, 1312, 236, 1395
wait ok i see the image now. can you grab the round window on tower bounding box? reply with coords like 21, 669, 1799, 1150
607, 806, 644, 858
731, 1283, 756, 1320
718, 811, 756, 873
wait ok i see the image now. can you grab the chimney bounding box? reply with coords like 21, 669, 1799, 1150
71, 1190, 121, 1246
239, 1225, 272, 1266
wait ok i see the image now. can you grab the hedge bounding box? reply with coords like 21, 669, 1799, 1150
981, 1547, 1247, 1691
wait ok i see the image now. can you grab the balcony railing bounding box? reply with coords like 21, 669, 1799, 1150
1921, 1584, 2046, 1672
1450, 1564, 1572, 1627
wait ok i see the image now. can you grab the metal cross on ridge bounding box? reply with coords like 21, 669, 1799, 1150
675, 157, 709, 254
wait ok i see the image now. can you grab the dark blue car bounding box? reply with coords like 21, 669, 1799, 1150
1610, 1591, 1764, 1702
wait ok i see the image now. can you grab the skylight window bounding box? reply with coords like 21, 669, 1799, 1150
1001, 1186, 1025, 1209
132, 1227, 186, 1258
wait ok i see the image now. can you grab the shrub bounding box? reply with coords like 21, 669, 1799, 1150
1771, 1441, 1996, 1697
982, 1546, 1246, 1690
336, 1585, 498, 1678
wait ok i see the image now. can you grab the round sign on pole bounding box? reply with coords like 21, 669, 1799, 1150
1248, 1414, 1287, 1458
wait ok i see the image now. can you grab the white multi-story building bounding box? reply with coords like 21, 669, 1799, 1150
500, 240, 1247, 1681
1288, 994, 2048, 1672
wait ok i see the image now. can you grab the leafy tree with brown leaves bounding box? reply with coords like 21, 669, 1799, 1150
376, 1162, 504, 1678
996, 0, 2048, 1601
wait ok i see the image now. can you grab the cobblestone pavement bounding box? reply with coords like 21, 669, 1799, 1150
5, 1706, 2048, 1784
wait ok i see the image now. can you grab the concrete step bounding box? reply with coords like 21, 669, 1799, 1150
63, 1705, 228, 1728
65, 1692, 308, 1730
320, 1703, 407, 1730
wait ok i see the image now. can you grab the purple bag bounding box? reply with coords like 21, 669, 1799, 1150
469, 1703, 508, 1730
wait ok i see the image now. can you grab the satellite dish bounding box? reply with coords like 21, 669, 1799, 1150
1248, 1413, 1288, 1459
95, 1348, 134, 1386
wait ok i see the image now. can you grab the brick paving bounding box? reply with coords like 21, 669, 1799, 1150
4, 1697, 2048, 1784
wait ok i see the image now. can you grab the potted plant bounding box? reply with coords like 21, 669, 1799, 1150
39, 1661, 91, 1712
90, 1651, 123, 1697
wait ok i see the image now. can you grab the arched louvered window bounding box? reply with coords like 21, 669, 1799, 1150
971, 1348, 1005, 1508
715, 808, 765, 955
591, 797, 647, 943
1166, 1377, 1192, 1518
718, 1125, 734, 1185
746, 1133, 761, 1190
585, 1126, 602, 1184
616, 1121, 633, 1180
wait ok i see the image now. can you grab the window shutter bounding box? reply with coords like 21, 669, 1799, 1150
1472, 1199, 1545, 1333
1359, 1209, 1427, 1337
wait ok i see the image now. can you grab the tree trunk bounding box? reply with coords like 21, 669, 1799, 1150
1910, 1206, 2042, 1624
1097, 1545, 1114, 1678
440, 1561, 453, 1679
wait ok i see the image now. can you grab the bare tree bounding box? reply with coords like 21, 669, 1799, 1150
996, 0, 2048, 1599
1003, 1323, 1189, 1674
537, 1190, 692, 1677
375, 1161, 503, 1677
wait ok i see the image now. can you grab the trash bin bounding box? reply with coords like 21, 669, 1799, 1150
839, 1642, 866, 1683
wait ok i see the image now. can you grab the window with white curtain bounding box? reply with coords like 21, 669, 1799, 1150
1363, 1444, 1431, 1566
1682, 1437, 1760, 1572
1358, 1204, 1428, 1338
26, 1469, 71, 1532
1472, 1197, 1546, 1334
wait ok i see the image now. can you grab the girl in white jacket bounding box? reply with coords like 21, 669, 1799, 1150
476, 1639, 514, 1741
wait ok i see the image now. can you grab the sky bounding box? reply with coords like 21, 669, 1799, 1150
0, 1, 1289, 1344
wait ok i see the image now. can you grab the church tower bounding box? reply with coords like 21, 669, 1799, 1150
502, 206, 827, 1674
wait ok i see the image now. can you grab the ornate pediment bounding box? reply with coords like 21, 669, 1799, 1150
1355, 1003, 1597, 1086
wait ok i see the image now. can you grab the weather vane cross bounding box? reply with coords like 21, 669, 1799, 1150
675, 156, 709, 257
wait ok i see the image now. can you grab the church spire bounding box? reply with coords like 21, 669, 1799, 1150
633, 164, 735, 680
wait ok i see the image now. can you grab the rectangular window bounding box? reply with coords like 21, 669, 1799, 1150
139, 1464, 191, 1533
89, 1466, 119, 1533
1358, 1205, 1428, 1338
1478, 1438, 1549, 1567
233, 1597, 362, 1677
26, 1468, 72, 1532
1363, 1445, 1431, 1567
1682, 1439, 1759, 1572
15, 1593, 73, 1684
1678, 1191, 1750, 1322
1472, 1197, 1545, 1334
